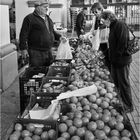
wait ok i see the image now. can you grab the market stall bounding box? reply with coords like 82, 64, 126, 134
6, 37, 138, 140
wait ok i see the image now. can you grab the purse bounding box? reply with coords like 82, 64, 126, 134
126, 29, 140, 55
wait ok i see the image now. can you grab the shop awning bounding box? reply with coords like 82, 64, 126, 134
27, 0, 63, 8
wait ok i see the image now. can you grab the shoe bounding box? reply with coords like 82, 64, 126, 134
124, 106, 134, 113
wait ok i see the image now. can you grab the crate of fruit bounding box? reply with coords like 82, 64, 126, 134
7, 118, 58, 140
52, 59, 72, 66
21, 92, 60, 120
28, 92, 58, 110
39, 77, 68, 94
19, 66, 48, 96
46, 66, 71, 82
19, 66, 48, 115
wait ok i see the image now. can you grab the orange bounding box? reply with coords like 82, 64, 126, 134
87, 121, 97, 132
59, 123, 68, 133
73, 118, 82, 128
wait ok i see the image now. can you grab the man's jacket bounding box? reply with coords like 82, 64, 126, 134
19, 11, 61, 51
76, 11, 86, 31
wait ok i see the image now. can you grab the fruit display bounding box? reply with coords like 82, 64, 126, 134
46, 66, 71, 81
55, 41, 134, 139
57, 93, 132, 140
9, 119, 58, 140
11, 40, 136, 140
51, 60, 71, 66
69, 38, 79, 49
20, 92, 61, 121
20, 67, 49, 96
40, 78, 67, 94
19, 67, 49, 115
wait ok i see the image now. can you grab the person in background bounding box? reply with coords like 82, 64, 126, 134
100, 10, 133, 113
19, 0, 66, 67
76, 7, 87, 38
91, 2, 111, 71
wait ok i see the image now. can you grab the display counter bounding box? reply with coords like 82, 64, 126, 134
0, 43, 18, 91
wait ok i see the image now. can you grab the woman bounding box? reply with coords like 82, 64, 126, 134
91, 2, 111, 71
100, 10, 133, 113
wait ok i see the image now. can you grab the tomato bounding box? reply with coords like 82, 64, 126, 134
65, 120, 73, 127
73, 118, 82, 128
32, 135, 41, 140
9, 134, 19, 140
84, 130, 95, 140
68, 126, 77, 136
87, 121, 97, 132
96, 120, 105, 130
95, 130, 106, 140
71, 135, 81, 140
40, 131, 49, 140
61, 132, 70, 139
26, 123, 35, 132
57, 137, 65, 140
76, 127, 86, 137
82, 117, 89, 126
58, 123, 68, 133
34, 127, 43, 135
24, 137, 32, 140
48, 129, 56, 139
14, 123, 22, 131
21, 130, 32, 137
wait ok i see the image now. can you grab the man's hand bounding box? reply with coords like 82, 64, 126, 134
21, 50, 29, 59
80, 29, 84, 34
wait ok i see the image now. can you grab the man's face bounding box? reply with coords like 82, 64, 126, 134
83, 9, 87, 15
39, 3, 49, 15
92, 8, 102, 17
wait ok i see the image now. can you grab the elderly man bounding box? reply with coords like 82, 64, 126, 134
19, 0, 64, 66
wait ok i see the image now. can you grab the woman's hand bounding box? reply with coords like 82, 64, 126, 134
60, 36, 67, 43
21, 49, 29, 59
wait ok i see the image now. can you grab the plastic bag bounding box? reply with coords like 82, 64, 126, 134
56, 39, 73, 59
100, 27, 110, 43
91, 27, 100, 50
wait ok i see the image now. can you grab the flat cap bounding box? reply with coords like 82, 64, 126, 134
34, 0, 49, 6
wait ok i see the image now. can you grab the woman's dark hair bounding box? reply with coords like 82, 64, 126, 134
91, 2, 104, 12
101, 10, 117, 22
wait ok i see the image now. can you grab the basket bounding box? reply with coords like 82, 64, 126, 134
27, 92, 58, 110
7, 118, 58, 140
19, 66, 48, 115
46, 66, 71, 83
38, 77, 68, 94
